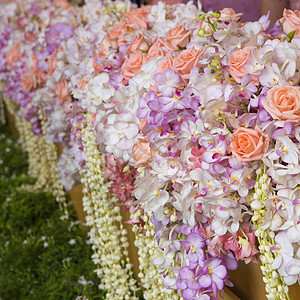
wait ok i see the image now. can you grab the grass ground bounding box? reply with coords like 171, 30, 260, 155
0, 123, 105, 300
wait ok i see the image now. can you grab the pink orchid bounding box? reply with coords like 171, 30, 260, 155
219, 225, 259, 263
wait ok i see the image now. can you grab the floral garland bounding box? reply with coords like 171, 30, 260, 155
0, 93, 5, 125
3, 93, 68, 217
2, 95, 45, 186
80, 116, 139, 300
39, 108, 69, 218
1, 1, 300, 299
251, 166, 290, 300
132, 209, 183, 300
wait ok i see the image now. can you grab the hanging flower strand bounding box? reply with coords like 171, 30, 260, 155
132, 209, 183, 300
250, 165, 290, 300
81, 115, 139, 300
39, 108, 69, 218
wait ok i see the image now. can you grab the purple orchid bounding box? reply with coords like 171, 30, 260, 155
137, 91, 156, 119
154, 68, 183, 97
181, 232, 205, 268
137, 91, 165, 126
198, 258, 227, 297
178, 267, 201, 299
158, 90, 186, 112
202, 139, 227, 163
28, 3, 42, 15
45, 23, 73, 48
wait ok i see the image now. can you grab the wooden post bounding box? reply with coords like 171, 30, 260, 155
5, 106, 19, 138
119, 207, 140, 279
228, 260, 300, 300
67, 183, 89, 232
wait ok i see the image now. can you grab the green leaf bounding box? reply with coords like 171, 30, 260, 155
287, 30, 296, 42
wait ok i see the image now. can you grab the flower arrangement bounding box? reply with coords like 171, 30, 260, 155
1, 0, 300, 299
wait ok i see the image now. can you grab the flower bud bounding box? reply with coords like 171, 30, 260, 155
198, 28, 205, 37
251, 200, 262, 210
199, 13, 207, 20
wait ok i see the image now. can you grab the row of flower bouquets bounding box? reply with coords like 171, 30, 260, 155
1, 0, 300, 299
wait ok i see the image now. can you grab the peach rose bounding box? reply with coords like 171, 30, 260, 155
127, 34, 149, 54
219, 8, 243, 23
56, 80, 70, 102
109, 22, 127, 38
21, 72, 37, 92
92, 56, 103, 73
97, 34, 118, 58
145, 38, 165, 62
164, 23, 192, 51
48, 50, 58, 75
17, 17, 27, 29
156, 52, 174, 74
198, 20, 214, 35
280, 9, 300, 38
228, 46, 258, 84
61, 100, 72, 114
108, 22, 128, 46
121, 52, 146, 80
132, 138, 155, 168
54, 0, 74, 9
77, 78, 89, 90
262, 85, 300, 122
230, 126, 269, 162
139, 118, 147, 132
172, 46, 204, 79
24, 32, 37, 42
6, 43, 21, 66
122, 7, 150, 29
36, 68, 47, 86
108, 21, 139, 46
29, 54, 38, 73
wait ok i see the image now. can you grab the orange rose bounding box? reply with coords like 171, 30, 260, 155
228, 46, 258, 84
121, 52, 146, 80
230, 126, 269, 162
127, 34, 149, 54
21, 72, 37, 92
262, 85, 300, 122
156, 52, 174, 74
6, 43, 21, 66
172, 46, 204, 79
219, 8, 243, 23
132, 138, 155, 168
280, 9, 300, 38
56, 80, 70, 102
164, 23, 192, 51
